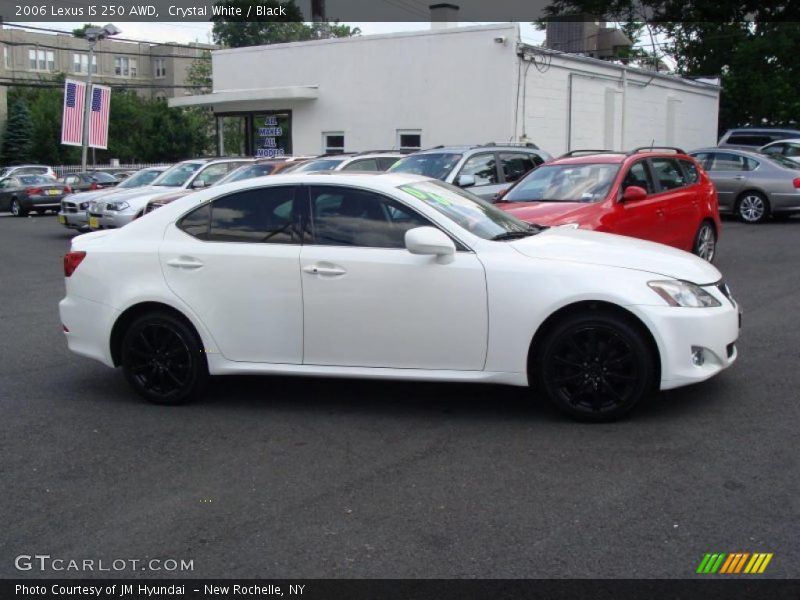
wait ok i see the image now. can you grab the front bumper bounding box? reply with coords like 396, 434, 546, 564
88, 210, 137, 230
634, 288, 740, 390
58, 210, 89, 229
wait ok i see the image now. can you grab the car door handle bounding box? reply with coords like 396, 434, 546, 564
303, 264, 346, 276
734, 175, 746, 180
166, 257, 204, 270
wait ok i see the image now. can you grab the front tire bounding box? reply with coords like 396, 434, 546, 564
692, 221, 717, 262
10, 198, 28, 217
121, 312, 208, 405
736, 192, 769, 224
533, 311, 655, 422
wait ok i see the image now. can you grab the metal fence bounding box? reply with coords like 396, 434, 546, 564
53, 163, 172, 178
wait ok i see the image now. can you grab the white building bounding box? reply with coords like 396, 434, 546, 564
169, 23, 720, 158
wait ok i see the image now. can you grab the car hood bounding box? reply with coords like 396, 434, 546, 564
496, 200, 598, 225
510, 227, 721, 284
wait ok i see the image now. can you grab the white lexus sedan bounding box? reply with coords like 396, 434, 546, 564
59, 173, 739, 421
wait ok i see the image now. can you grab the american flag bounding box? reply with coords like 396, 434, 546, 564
61, 79, 85, 146
88, 85, 111, 149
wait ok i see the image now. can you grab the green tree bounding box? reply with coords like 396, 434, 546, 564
211, 0, 360, 47
1, 99, 35, 164
538, 0, 800, 131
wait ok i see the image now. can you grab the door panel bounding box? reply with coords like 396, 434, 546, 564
613, 160, 669, 245
159, 187, 303, 364
704, 152, 753, 211
649, 157, 699, 250
300, 246, 488, 369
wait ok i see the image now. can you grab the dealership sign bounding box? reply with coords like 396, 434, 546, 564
256, 116, 285, 158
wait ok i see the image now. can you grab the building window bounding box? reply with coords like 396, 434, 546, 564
29, 48, 54, 71
153, 58, 166, 78
397, 130, 422, 152
3, 46, 10, 69
323, 132, 345, 154
114, 56, 137, 77
73, 53, 97, 74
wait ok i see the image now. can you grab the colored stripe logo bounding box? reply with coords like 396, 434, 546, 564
696, 553, 773, 574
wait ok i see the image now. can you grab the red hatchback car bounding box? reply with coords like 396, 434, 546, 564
494, 147, 721, 262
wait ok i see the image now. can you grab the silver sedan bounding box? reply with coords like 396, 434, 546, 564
690, 147, 800, 223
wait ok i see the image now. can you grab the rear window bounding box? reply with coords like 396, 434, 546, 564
90, 172, 119, 183
19, 175, 54, 185
287, 159, 346, 173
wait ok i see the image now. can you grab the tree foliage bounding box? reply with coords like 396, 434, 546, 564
211, 0, 360, 48
539, 0, 800, 130
1, 99, 35, 164
6, 81, 212, 165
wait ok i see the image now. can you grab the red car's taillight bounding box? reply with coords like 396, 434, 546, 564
793, 178, 800, 189
64, 186, 73, 194
26, 187, 42, 196
64, 251, 86, 277
89, 182, 99, 190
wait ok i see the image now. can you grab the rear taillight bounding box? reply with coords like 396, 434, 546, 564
64, 251, 86, 277
26, 187, 42, 196
793, 178, 800, 189
89, 182, 99, 190
64, 186, 72, 194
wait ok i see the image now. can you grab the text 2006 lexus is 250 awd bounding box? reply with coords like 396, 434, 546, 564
59, 173, 739, 421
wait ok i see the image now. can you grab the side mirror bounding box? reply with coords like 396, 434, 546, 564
494, 187, 509, 202
622, 185, 647, 202
405, 226, 456, 264
457, 174, 476, 188
192, 179, 207, 189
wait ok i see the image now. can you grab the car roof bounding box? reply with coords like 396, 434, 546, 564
723, 127, 800, 134
690, 147, 764, 158
413, 145, 542, 155
762, 138, 800, 145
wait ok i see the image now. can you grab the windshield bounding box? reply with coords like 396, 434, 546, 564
504, 163, 620, 203
217, 163, 277, 185
398, 180, 539, 241
390, 153, 462, 180
286, 159, 345, 173
764, 154, 800, 170
151, 162, 203, 187
118, 168, 164, 189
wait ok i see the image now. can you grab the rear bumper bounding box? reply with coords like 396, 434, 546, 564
770, 192, 800, 213
21, 195, 64, 210
59, 295, 118, 367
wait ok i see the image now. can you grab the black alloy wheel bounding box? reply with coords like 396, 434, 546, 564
121, 312, 208, 405
535, 312, 654, 422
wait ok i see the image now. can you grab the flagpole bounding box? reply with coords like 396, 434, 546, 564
79, 37, 95, 172
79, 24, 121, 171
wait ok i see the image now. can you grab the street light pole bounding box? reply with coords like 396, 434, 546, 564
80, 37, 97, 171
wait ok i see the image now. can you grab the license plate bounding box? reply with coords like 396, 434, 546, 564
57, 214, 66, 225
47, 189, 59, 196
89, 217, 99, 229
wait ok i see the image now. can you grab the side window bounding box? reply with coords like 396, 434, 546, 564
708, 153, 750, 172
308, 185, 431, 248
762, 144, 785, 156
690, 152, 711, 169
377, 156, 401, 171
457, 153, 498, 187
621, 161, 654, 194
194, 163, 232, 187
500, 153, 536, 183
341, 158, 379, 172
679, 160, 700, 184
178, 187, 298, 244
650, 158, 686, 191
785, 144, 800, 158
727, 135, 771, 146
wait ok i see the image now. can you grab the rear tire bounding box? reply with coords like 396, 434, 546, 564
121, 312, 208, 405
736, 192, 769, 224
532, 311, 655, 422
692, 221, 717, 262
10, 198, 27, 217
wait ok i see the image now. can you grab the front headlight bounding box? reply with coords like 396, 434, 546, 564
79, 202, 89, 210
106, 201, 130, 211
648, 280, 721, 308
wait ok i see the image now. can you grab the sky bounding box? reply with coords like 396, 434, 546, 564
11, 21, 546, 46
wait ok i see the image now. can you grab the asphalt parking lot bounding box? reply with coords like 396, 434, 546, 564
1, 213, 798, 579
